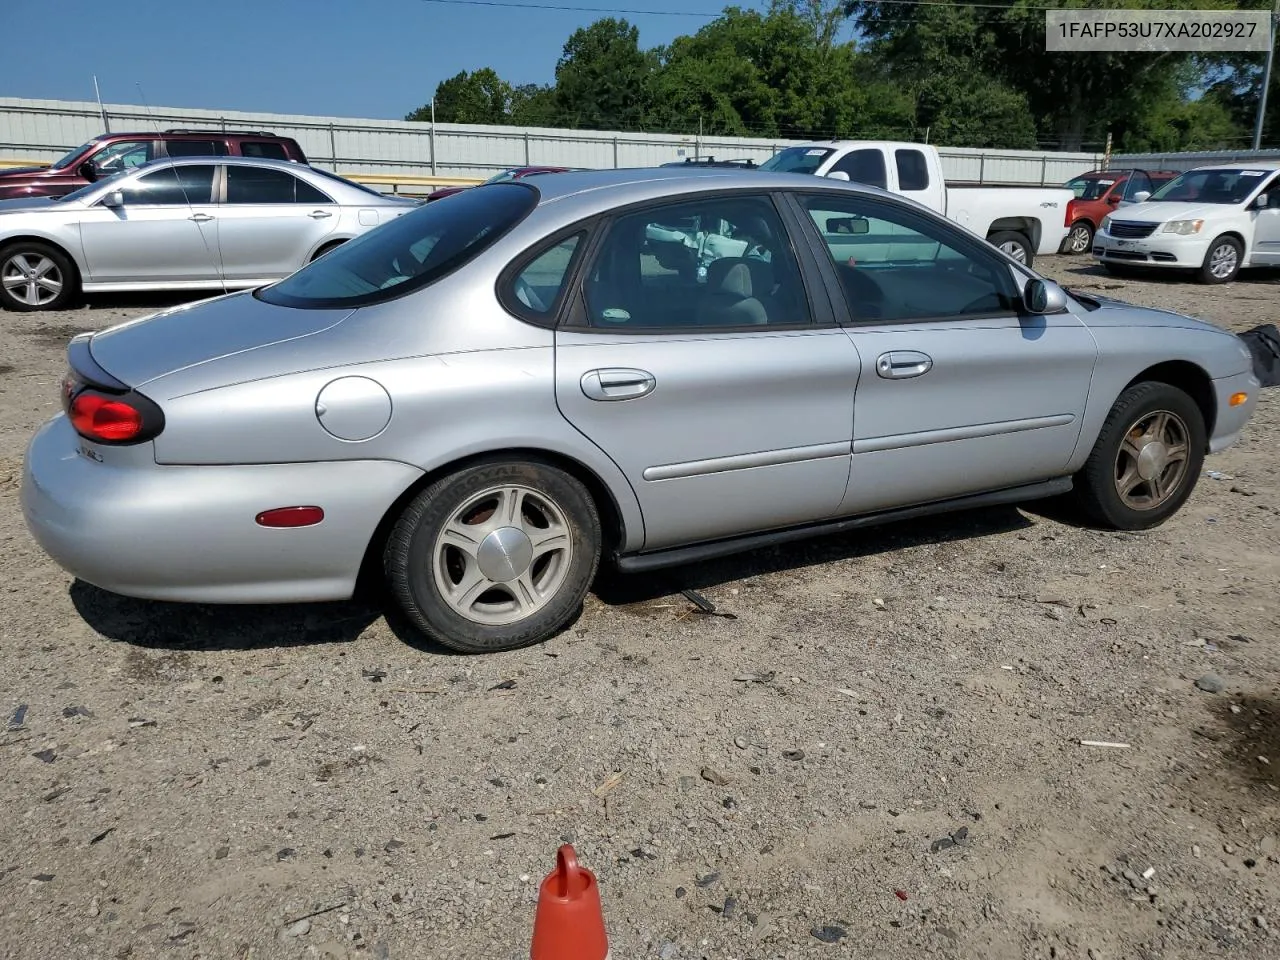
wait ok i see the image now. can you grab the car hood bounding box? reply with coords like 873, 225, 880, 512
1107, 201, 1234, 223
0, 196, 64, 214
87, 289, 356, 388
1068, 289, 1224, 333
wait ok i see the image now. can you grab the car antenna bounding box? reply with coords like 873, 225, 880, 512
135, 81, 228, 295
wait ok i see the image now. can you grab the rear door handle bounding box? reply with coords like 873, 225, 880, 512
188, 213, 214, 222
876, 350, 933, 379
581, 368, 656, 401
308, 210, 334, 219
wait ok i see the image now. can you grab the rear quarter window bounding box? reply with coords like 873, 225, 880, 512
240, 141, 291, 161
256, 182, 539, 309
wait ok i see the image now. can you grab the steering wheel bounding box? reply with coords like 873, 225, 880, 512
515, 275, 547, 312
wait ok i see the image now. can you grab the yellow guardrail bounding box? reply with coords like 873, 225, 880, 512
0, 157, 486, 193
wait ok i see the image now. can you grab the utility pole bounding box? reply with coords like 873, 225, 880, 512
1253, 0, 1279, 151
93, 75, 110, 132
430, 97, 437, 176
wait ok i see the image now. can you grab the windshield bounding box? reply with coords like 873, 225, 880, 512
1149, 168, 1272, 204
52, 168, 130, 203
1065, 175, 1119, 200
759, 147, 834, 175
256, 182, 538, 309
50, 140, 98, 170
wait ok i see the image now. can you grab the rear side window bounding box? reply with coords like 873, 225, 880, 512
258, 182, 539, 308
831, 149, 887, 190
895, 149, 930, 191
165, 139, 229, 158
240, 141, 290, 161
226, 166, 331, 204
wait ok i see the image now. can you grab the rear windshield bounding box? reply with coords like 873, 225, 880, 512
256, 182, 538, 309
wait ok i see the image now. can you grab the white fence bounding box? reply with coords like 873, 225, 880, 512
1110, 148, 1280, 172
0, 96, 1103, 187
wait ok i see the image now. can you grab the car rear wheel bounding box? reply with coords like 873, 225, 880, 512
0, 241, 78, 312
1063, 221, 1094, 255
310, 240, 345, 263
1198, 235, 1242, 284
1073, 381, 1206, 530
989, 230, 1034, 268
383, 459, 601, 652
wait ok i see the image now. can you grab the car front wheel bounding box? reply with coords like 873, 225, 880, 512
1074, 381, 1206, 530
989, 230, 1034, 268
1063, 221, 1094, 255
1198, 235, 1243, 284
384, 459, 601, 652
0, 241, 78, 311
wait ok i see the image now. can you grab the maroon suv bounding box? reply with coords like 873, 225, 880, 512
0, 128, 309, 201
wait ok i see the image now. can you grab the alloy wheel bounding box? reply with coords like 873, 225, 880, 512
1113, 410, 1190, 510
1, 253, 63, 307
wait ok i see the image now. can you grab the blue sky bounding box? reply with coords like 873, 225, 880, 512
1, 0, 773, 121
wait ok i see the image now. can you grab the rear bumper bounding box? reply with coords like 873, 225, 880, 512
1208, 368, 1260, 454
21, 416, 423, 603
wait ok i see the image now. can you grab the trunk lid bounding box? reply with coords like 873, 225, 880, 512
87, 289, 355, 387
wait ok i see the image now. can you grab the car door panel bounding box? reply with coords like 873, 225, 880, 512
78, 163, 221, 284
1250, 174, 1280, 266
839, 314, 1095, 514
790, 191, 1097, 517
555, 329, 858, 550
552, 192, 859, 552
215, 166, 339, 280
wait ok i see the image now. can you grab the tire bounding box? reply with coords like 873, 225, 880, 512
1198, 234, 1242, 285
310, 240, 345, 263
383, 459, 602, 653
0, 241, 78, 311
989, 230, 1034, 269
1073, 381, 1206, 531
1062, 220, 1094, 256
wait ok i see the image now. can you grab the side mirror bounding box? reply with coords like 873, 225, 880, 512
1106, 194, 1121, 205
825, 170, 851, 181
1253, 192, 1271, 210
102, 190, 124, 208
79, 160, 99, 182
1023, 278, 1067, 315
1131, 190, 1151, 204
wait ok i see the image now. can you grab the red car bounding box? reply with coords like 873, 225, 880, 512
1058, 168, 1179, 254
426, 165, 572, 202
0, 128, 308, 201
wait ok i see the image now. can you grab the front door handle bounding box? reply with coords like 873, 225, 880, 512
308, 210, 334, 219
876, 350, 933, 379
188, 213, 215, 222
581, 368, 656, 401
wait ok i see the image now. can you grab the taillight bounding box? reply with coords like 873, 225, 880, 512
70, 392, 144, 442
63, 383, 165, 445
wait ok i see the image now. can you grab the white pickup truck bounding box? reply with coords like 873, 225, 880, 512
758, 140, 1073, 267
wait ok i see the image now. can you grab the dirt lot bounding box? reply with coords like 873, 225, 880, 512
1, 257, 1278, 960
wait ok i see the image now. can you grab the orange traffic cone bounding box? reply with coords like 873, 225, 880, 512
531, 844, 610, 960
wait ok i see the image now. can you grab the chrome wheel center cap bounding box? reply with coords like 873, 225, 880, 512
476, 526, 534, 583
1137, 441, 1168, 480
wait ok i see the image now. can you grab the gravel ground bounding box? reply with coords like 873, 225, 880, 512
1, 257, 1279, 960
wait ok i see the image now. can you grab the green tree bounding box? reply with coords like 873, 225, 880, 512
405, 68, 513, 124
553, 18, 656, 130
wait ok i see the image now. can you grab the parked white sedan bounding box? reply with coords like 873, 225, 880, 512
0, 156, 419, 311
1092, 162, 1280, 284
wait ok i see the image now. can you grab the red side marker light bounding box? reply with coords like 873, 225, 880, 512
255, 506, 325, 528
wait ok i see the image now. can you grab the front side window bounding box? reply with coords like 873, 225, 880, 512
118, 165, 217, 205
226, 166, 332, 204
801, 195, 1019, 323
758, 147, 834, 175
1150, 168, 1272, 205
583, 195, 810, 329
164, 140, 228, 158
90, 140, 155, 176
831, 149, 887, 190
895, 149, 930, 191
258, 182, 538, 308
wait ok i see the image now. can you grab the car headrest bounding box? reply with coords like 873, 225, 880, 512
707, 259, 753, 298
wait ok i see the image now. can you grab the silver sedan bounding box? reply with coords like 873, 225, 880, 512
21, 168, 1261, 652
0, 156, 418, 311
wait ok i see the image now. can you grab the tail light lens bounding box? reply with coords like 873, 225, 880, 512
61, 374, 165, 446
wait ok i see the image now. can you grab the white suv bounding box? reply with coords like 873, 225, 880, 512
1092, 162, 1280, 284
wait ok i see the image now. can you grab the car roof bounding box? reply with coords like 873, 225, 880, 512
526, 165, 890, 205
1189, 161, 1280, 172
